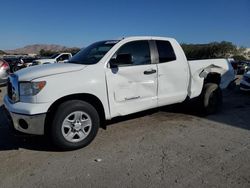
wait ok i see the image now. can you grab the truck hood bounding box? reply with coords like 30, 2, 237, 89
16, 63, 86, 81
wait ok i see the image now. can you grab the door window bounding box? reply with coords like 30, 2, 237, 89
156, 40, 176, 63
115, 41, 151, 66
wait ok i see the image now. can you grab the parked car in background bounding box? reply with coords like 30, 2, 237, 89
236, 61, 250, 75
3, 57, 19, 72
32, 53, 72, 66
3, 56, 39, 72
12, 57, 38, 72
240, 71, 250, 91
0, 59, 10, 85
21, 57, 38, 67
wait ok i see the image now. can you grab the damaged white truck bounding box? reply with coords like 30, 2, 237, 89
4, 36, 235, 150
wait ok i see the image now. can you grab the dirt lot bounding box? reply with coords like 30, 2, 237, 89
0, 82, 250, 188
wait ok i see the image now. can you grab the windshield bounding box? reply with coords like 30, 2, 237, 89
68, 40, 119, 65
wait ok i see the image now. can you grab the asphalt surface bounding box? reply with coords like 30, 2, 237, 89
0, 83, 250, 188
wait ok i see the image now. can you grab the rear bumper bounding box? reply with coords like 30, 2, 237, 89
9, 111, 46, 135
240, 80, 250, 91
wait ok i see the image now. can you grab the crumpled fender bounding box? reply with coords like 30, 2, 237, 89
188, 59, 235, 98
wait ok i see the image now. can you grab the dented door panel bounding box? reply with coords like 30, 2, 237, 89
106, 65, 158, 117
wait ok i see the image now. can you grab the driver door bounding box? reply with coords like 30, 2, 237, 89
105, 40, 158, 117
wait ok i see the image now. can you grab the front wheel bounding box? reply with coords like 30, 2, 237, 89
201, 83, 222, 115
51, 100, 100, 150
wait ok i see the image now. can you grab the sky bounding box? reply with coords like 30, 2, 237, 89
0, 0, 249, 50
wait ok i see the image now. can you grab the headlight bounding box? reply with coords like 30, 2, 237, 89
19, 81, 46, 96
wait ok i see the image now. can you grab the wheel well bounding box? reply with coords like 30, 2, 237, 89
44, 94, 106, 135
204, 73, 221, 85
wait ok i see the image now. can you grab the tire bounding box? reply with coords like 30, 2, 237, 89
201, 83, 222, 115
51, 100, 100, 150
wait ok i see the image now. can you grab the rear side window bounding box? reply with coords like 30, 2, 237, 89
156, 40, 176, 63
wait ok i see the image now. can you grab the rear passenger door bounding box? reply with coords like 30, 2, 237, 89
106, 40, 158, 117
155, 40, 189, 106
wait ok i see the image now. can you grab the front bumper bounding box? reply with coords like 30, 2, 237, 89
9, 112, 46, 135
4, 96, 49, 135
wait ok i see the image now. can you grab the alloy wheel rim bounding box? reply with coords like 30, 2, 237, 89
61, 111, 92, 143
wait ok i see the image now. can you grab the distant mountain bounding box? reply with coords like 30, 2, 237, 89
5, 44, 79, 55
0, 50, 6, 55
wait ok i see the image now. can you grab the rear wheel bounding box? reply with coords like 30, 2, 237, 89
201, 83, 222, 114
51, 100, 100, 150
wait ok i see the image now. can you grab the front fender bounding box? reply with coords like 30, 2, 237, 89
33, 65, 111, 119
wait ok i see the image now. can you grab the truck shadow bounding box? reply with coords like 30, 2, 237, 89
205, 87, 250, 130
107, 86, 250, 130
0, 86, 249, 152
0, 127, 54, 151
0, 106, 57, 151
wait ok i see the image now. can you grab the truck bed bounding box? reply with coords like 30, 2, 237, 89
187, 58, 235, 98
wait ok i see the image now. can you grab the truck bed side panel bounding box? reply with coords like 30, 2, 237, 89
188, 59, 234, 98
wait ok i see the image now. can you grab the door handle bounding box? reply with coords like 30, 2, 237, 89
144, 69, 156, 75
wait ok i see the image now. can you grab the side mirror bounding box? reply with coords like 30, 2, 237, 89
109, 58, 118, 68
109, 53, 132, 69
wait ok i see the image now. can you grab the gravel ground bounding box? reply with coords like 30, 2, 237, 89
0, 82, 250, 188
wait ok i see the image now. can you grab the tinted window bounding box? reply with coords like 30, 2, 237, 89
156, 40, 176, 63
68, 41, 118, 65
115, 41, 151, 66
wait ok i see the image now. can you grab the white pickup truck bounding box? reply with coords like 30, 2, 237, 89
4, 36, 235, 150
32, 53, 72, 66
